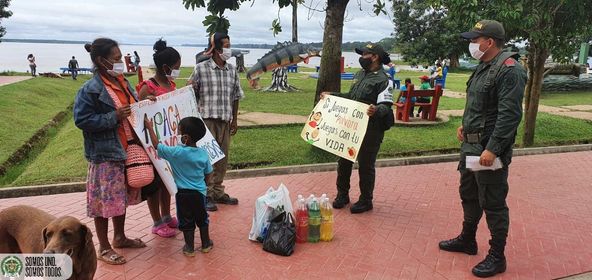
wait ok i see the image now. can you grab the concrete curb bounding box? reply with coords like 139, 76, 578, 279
1, 144, 591, 199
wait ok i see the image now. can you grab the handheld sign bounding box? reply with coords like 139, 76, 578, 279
301, 95, 369, 162
128, 86, 225, 194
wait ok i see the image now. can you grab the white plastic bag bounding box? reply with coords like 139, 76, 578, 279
248, 183, 294, 241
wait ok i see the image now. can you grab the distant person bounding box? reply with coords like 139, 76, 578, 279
136, 39, 182, 238
430, 63, 443, 87
69, 56, 79, 80
124, 53, 134, 72
416, 75, 431, 117
133, 51, 141, 70
398, 78, 415, 117
27, 54, 36, 77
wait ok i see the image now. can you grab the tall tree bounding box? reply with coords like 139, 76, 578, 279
433, 0, 592, 146
0, 0, 13, 42
392, 0, 464, 68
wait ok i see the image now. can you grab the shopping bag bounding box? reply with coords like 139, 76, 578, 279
262, 211, 296, 256
248, 183, 294, 241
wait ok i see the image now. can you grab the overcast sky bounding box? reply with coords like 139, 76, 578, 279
3, 0, 394, 45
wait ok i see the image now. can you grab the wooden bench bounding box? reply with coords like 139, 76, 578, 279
395, 84, 443, 122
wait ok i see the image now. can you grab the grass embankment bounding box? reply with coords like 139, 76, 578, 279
0, 76, 90, 164
539, 90, 592, 108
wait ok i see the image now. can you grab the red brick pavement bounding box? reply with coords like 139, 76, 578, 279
1, 151, 592, 279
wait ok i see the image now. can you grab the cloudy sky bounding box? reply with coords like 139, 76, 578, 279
3, 0, 394, 45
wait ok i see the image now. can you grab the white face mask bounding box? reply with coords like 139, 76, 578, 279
219, 48, 232, 61
108, 62, 125, 77
469, 42, 486, 60
167, 69, 181, 80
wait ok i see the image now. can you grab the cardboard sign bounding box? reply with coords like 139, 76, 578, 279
128, 86, 224, 194
301, 95, 369, 162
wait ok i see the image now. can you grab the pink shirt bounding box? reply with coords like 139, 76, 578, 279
137, 78, 177, 97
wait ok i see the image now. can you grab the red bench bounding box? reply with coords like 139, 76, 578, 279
395, 84, 443, 122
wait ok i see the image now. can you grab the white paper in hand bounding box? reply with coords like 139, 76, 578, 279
466, 156, 503, 171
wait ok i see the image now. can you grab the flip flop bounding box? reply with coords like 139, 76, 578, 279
98, 249, 126, 265
112, 238, 147, 249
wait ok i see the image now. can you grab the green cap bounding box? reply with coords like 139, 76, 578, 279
355, 43, 391, 65
460, 20, 505, 40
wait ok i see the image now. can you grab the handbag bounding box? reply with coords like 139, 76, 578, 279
125, 141, 154, 188
262, 211, 296, 256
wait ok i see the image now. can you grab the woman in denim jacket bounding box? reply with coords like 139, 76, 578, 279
73, 38, 147, 265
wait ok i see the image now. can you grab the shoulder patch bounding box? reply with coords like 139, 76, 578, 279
504, 58, 516, 67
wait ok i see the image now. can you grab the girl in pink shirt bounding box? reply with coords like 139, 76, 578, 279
137, 39, 182, 238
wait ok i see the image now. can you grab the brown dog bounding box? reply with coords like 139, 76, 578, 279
0, 205, 97, 280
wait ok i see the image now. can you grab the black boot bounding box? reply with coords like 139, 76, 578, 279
182, 230, 195, 257
350, 200, 373, 214
332, 193, 350, 209
439, 235, 478, 255
472, 248, 506, 278
199, 225, 213, 253
439, 224, 478, 255
205, 197, 218, 212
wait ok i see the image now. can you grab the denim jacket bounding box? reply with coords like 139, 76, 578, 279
73, 74, 138, 163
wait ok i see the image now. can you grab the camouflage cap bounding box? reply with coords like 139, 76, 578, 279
355, 43, 391, 65
460, 20, 505, 40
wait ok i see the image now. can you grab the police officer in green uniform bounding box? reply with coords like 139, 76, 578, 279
322, 43, 394, 214
438, 20, 526, 277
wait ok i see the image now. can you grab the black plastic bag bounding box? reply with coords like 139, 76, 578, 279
262, 211, 296, 256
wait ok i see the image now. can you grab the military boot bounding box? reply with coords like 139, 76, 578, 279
472, 248, 506, 278
332, 193, 350, 209
438, 224, 478, 255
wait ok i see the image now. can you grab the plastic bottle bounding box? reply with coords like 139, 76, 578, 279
308, 197, 321, 242
320, 197, 334, 241
295, 196, 308, 243
306, 194, 315, 209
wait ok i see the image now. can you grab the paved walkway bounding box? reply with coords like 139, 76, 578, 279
1, 151, 591, 279
0, 76, 32, 86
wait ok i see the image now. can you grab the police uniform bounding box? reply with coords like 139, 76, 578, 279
439, 20, 527, 278
332, 43, 394, 214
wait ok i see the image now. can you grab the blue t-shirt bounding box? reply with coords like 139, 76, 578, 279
157, 143, 213, 195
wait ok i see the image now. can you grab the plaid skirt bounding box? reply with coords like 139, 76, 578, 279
86, 161, 141, 218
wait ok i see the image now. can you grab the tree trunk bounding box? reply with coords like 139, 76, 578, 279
314, 0, 349, 105
264, 67, 298, 92
522, 46, 549, 147
449, 53, 460, 68
292, 0, 298, 43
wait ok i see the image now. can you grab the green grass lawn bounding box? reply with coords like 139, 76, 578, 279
0, 76, 91, 163
539, 90, 592, 107
8, 112, 592, 187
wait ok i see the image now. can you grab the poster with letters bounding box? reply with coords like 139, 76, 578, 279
301, 95, 369, 162
128, 86, 224, 194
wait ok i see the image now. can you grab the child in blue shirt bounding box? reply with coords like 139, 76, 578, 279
398, 78, 415, 117
145, 116, 214, 257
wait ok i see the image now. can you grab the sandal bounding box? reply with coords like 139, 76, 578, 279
166, 217, 179, 229
112, 238, 147, 249
98, 249, 126, 265
152, 223, 176, 238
